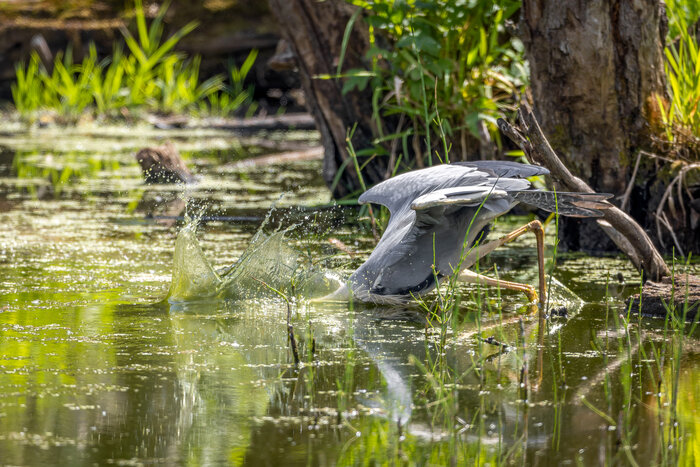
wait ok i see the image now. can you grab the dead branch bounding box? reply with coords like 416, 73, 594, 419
654, 162, 700, 254
620, 150, 643, 212
497, 104, 670, 281
229, 147, 323, 169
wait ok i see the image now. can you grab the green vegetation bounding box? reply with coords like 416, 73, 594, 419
1, 122, 699, 463
2, 2, 700, 465
334, 0, 700, 167
340, 0, 526, 166
207, 50, 259, 118
11, 0, 257, 121
656, 0, 700, 157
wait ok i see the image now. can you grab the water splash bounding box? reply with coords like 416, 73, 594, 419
547, 276, 585, 313
167, 217, 344, 304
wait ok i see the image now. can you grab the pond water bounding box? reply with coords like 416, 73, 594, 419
0, 123, 698, 466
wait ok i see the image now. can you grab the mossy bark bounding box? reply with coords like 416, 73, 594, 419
521, 0, 669, 252
267, 0, 389, 198
627, 274, 700, 320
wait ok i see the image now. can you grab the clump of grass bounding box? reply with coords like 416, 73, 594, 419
11, 0, 258, 122
655, 0, 700, 159
204, 51, 259, 118
665, 0, 700, 39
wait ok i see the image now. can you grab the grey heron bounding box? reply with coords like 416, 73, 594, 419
337, 161, 612, 309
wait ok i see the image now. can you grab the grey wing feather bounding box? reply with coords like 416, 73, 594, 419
452, 160, 549, 179
358, 182, 401, 212
511, 191, 613, 217
359, 165, 486, 214
358, 162, 545, 214
410, 186, 508, 210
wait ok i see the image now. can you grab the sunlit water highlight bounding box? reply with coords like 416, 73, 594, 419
0, 123, 697, 466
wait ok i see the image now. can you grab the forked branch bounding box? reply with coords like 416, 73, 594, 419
497, 104, 670, 281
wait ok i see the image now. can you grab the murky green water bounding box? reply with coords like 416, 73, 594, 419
0, 123, 698, 466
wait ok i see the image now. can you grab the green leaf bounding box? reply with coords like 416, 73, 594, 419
134, 0, 150, 53
337, 8, 363, 75
396, 32, 440, 56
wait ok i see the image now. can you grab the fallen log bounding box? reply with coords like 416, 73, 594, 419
627, 274, 700, 320
203, 114, 317, 132
228, 147, 323, 168
143, 114, 317, 132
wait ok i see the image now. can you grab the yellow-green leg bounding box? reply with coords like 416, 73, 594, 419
458, 220, 547, 311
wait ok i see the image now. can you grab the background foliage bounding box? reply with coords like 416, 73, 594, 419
11, 0, 257, 121
658, 0, 700, 159
341, 0, 526, 168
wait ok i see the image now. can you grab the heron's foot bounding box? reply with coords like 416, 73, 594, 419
527, 219, 544, 234
522, 297, 549, 318
523, 286, 538, 304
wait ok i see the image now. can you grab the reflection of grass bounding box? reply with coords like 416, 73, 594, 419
674, 370, 700, 465
12, 150, 122, 196
9, 148, 146, 199
337, 416, 500, 466
576, 256, 699, 466
656, 260, 699, 465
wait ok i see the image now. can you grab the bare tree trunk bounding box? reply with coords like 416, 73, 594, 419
521, 0, 668, 252
268, 0, 389, 198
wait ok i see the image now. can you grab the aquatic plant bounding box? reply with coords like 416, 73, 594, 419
665, 0, 700, 39
90, 45, 129, 114
12, 48, 98, 118
11, 52, 44, 115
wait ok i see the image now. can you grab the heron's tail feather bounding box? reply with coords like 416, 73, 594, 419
511, 191, 613, 217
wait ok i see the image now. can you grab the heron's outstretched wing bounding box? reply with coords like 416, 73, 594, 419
408, 185, 517, 239
410, 175, 531, 218
358, 165, 489, 214
359, 163, 544, 214
453, 160, 549, 179
410, 186, 509, 211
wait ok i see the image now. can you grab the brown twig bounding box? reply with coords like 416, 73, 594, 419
654, 162, 700, 254
620, 150, 643, 212
497, 104, 670, 281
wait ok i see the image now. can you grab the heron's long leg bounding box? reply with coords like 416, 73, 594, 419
458, 269, 539, 302
458, 220, 547, 311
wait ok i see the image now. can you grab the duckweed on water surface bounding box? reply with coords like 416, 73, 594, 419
0, 124, 698, 465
